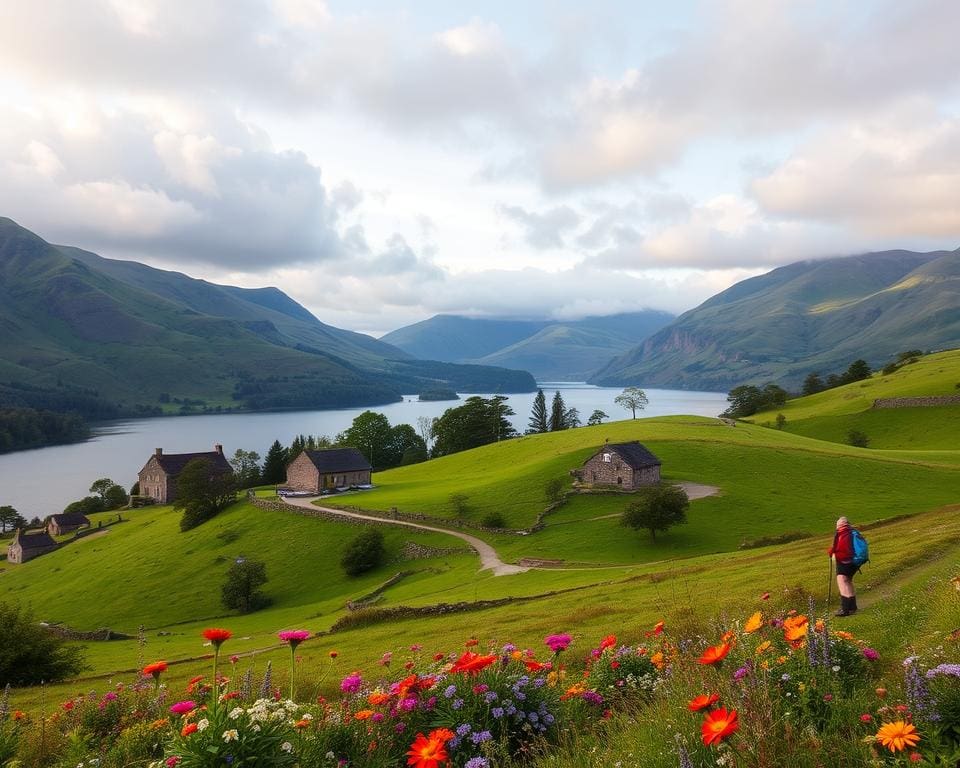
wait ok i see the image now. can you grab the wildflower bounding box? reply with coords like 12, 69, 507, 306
875, 721, 921, 753
406, 732, 449, 768
783, 615, 809, 643
230, 655, 240, 664
368, 691, 391, 706
701, 708, 739, 746
169, 701, 197, 716
340, 673, 362, 693
733, 665, 751, 681
599, 635, 617, 651
430, 727, 456, 742
755, 640, 772, 656
196, 719, 209, 732
862, 648, 879, 661
876, 687, 888, 698
688, 693, 720, 712
860, 714, 873, 722
698, 643, 731, 666
277, 630, 311, 648
925, 663, 960, 678
281, 742, 293, 753
222, 729, 239, 742
143, 661, 168, 679
545, 634, 572, 653
449, 651, 497, 676
294, 719, 311, 729
228, 707, 243, 720
166, 757, 181, 767
760, 591, 770, 600
181, 723, 198, 737
743, 612, 763, 634
465, 638, 479, 647
354, 709, 374, 720
379, 652, 393, 666
202, 628, 232, 648
329, 651, 338, 659
465, 758, 490, 768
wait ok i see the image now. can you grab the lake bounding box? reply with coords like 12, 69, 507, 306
0, 384, 727, 516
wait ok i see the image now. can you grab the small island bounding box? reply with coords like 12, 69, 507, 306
417, 388, 460, 402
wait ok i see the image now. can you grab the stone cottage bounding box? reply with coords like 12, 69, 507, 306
47, 512, 90, 536
285, 448, 372, 493
579, 441, 661, 489
137, 444, 233, 504
7, 528, 59, 564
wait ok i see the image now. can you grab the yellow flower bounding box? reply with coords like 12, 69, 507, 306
755, 640, 772, 656
744, 611, 763, 634
875, 720, 921, 753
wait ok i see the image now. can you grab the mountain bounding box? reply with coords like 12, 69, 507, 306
0, 217, 535, 415
381, 311, 675, 380
591, 248, 960, 391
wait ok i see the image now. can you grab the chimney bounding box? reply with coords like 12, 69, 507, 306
215, 443, 223, 455
155, 448, 163, 456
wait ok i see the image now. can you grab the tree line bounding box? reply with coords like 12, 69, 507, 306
0, 407, 89, 454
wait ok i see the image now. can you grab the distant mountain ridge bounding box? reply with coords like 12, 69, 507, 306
382, 311, 675, 380
0, 217, 535, 415
591, 248, 960, 390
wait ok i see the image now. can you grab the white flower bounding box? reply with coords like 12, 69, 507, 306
222, 729, 239, 742
196, 718, 210, 731
831, 665, 841, 672
326, 751, 336, 760
300, 712, 313, 721
252, 724, 261, 732
281, 742, 293, 753
229, 707, 243, 720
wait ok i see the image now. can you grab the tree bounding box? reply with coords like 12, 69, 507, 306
221, 558, 270, 614
229, 449, 262, 488
340, 411, 395, 469
0, 505, 26, 533
63, 496, 104, 515
104, 483, 129, 510
801, 372, 825, 396
416, 415, 434, 448
261, 440, 288, 485
176, 458, 238, 532
89, 478, 117, 503
614, 387, 649, 419
544, 478, 565, 504
400, 444, 428, 465
847, 430, 870, 448
388, 424, 427, 469
431, 397, 517, 457
775, 413, 787, 430
527, 389, 548, 434
622, 485, 689, 542
0, 602, 87, 685
563, 407, 581, 428
341, 529, 386, 576
842, 359, 872, 384
762, 383, 788, 407
449, 493, 470, 518
587, 409, 608, 426
549, 391, 567, 432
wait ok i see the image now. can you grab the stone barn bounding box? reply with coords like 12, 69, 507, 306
47, 513, 90, 536
7, 528, 59, 564
580, 441, 661, 489
137, 444, 233, 504
285, 448, 372, 493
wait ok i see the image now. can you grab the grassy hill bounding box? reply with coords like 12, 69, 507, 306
592, 247, 960, 390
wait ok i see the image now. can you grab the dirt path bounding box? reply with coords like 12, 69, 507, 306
281, 496, 529, 576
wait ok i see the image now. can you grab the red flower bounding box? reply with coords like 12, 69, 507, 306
599, 634, 617, 651
525, 660, 550, 672
143, 661, 168, 678
449, 651, 497, 676
688, 693, 720, 712
433, 653, 446, 661
329, 651, 339, 659
202, 628, 232, 647
465, 638, 479, 647
428, 727, 456, 743
698, 643, 731, 665
180, 722, 198, 737
701, 708, 739, 746
406, 733, 449, 768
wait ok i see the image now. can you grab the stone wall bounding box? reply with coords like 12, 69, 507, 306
285, 453, 319, 492
872, 395, 960, 409
581, 450, 660, 489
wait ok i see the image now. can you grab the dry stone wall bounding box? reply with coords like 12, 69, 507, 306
872, 396, 960, 408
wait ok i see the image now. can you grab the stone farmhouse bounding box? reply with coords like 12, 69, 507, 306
137, 444, 233, 504
286, 448, 372, 493
7, 528, 59, 564
579, 441, 662, 489
47, 512, 90, 536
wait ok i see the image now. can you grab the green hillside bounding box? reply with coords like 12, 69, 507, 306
593, 248, 960, 390
749, 348, 960, 449
0, 217, 535, 417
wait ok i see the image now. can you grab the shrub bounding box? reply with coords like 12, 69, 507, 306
221, 558, 270, 614
340, 529, 386, 576
622, 485, 690, 542
544, 477, 565, 504
847, 430, 870, 448
481, 511, 506, 529
0, 602, 86, 685
449, 493, 470, 518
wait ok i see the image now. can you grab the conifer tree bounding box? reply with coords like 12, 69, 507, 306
549, 390, 567, 432
261, 440, 288, 485
528, 389, 548, 433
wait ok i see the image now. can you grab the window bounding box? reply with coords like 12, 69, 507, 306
617, 477, 622, 485
603, 453, 611, 463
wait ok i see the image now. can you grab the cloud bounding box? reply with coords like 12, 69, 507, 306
497, 203, 581, 249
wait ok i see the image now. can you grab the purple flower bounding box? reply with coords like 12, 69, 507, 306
471, 730, 492, 744
444, 684, 457, 699
581, 691, 604, 706
452, 698, 464, 710
545, 634, 572, 653
465, 759, 490, 768
456, 723, 472, 736
340, 674, 362, 693
371, 712, 384, 722
926, 664, 960, 678
733, 664, 751, 680
862, 647, 879, 661
492, 707, 504, 718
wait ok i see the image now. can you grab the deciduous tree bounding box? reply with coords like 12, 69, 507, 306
0, 505, 26, 533
587, 409, 608, 426
0, 602, 86, 685
614, 387, 649, 419
177, 458, 238, 531
341, 529, 386, 576
622, 485, 689, 542
221, 558, 270, 614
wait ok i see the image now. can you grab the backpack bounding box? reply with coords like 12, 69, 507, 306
851, 529, 869, 567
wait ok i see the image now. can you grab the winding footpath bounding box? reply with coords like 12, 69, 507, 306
281, 496, 529, 576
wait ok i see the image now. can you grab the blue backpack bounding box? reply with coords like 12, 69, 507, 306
851, 529, 869, 567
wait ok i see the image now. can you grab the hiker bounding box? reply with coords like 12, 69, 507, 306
828, 516, 858, 616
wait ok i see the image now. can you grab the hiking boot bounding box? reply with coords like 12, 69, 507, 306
848, 596, 858, 614
835, 596, 852, 617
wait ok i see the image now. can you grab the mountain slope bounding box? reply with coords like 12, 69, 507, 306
383, 311, 674, 380
592, 248, 960, 390
0, 218, 534, 413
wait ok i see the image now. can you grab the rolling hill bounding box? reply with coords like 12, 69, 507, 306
0, 218, 535, 415
592, 247, 960, 390
381, 311, 675, 380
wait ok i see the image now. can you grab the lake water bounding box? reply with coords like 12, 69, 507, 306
0, 384, 727, 517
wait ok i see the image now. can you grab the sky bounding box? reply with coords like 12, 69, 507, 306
1, 0, 959, 336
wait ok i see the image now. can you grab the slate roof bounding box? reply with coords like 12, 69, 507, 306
15, 530, 59, 550
49, 513, 90, 528
151, 451, 233, 476
603, 442, 662, 469
302, 448, 372, 473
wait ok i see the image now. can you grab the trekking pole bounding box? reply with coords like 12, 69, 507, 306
826, 556, 833, 609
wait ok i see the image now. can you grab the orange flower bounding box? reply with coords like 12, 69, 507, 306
143, 660, 168, 678
688, 693, 720, 712
449, 651, 497, 676
406, 733, 449, 768
701, 707, 739, 746
698, 643, 731, 665
876, 721, 921, 753
561, 682, 586, 700
743, 611, 763, 634
428, 727, 456, 743
833, 630, 854, 640
599, 634, 617, 651
783, 615, 809, 643
150, 718, 169, 729
755, 640, 772, 656
650, 652, 666, 670
720, 630, 737, 645
465, 638, 479, 647
368, 692, 391, 706
202, 628, 232, 647
13, 711, 27, 721
525, 659, 549, 672
650, 621, 665, 636
294, 719, 311, 729
181, 722, 198, 737
354, 709, 374, 720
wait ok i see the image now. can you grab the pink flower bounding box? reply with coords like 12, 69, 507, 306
278, 630, 311, 648
860, 714, 873, 723
341, 673, 362, 693
379, 652, 393, 666
169, 701, 197, 715
230, 655, 240, 664
545, 634, 572, 653
863, 648, 879, 661
166, 757, 181, 767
